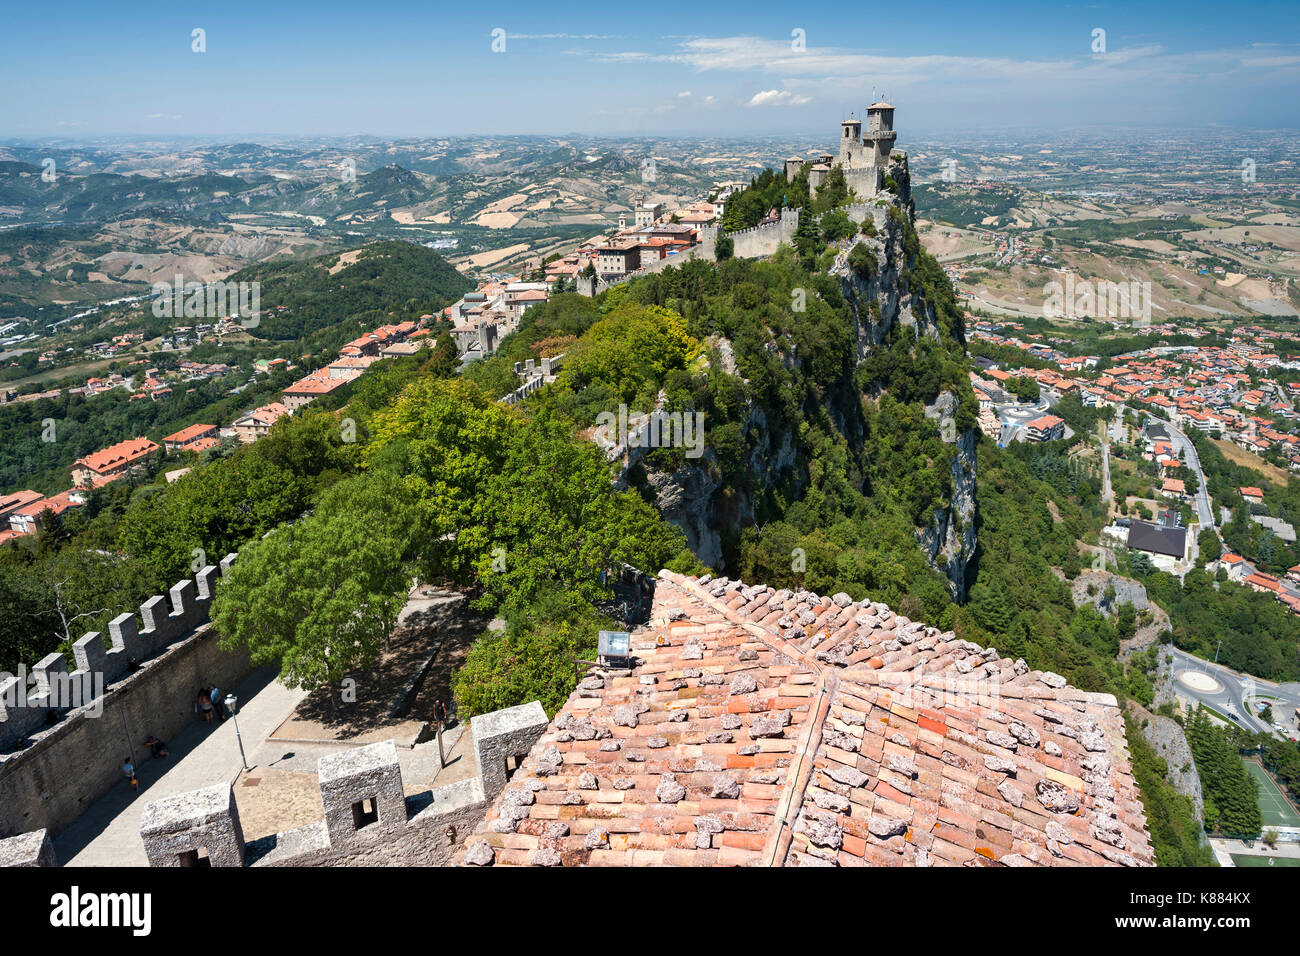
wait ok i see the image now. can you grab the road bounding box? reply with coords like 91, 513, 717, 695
1101, 437, 1112, 503
1101, 406, 1120, 504
1150, 415, 1216, 533
1165, 644, 1300, 739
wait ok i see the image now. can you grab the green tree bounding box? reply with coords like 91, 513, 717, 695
452, 584, 609, 717
211, 471, 419, 692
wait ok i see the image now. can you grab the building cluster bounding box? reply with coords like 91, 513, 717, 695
0, 315, 439, 547
0, 435, 164, 544
971, 321, 1300, 469
440, 281, 556, 365
547, 200, 717, 283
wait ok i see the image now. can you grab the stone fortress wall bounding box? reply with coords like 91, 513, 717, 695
0, 701, 552, 867
0, 554, 253, 838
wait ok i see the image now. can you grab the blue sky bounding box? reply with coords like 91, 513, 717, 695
2, 0, 1298, 138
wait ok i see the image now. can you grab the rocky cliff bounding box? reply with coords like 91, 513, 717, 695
617, 153, 977, 597
828, 161, 976, 598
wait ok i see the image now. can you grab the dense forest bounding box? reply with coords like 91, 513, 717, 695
228, 240, 473, 341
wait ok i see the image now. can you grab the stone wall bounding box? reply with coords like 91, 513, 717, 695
88, 702, 549, 868
253, 778, 488, 867
0, 556, 253, 838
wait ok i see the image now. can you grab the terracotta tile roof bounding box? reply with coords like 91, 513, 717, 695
72, 437, 160, 476
460, 571, 1154, 868
1027, 414, 1064, 431
1245, 572, 1280, 592
162, 423, 217, 446
0, 489, 43, 517
236, 402, 290, 427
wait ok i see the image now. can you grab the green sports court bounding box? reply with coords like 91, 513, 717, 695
1243, 759, 1300, 829
1231, 853, 1300, 867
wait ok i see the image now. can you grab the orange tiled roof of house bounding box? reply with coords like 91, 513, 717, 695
0, 489, 43, 517
239, 402, 289, 425
73, 437, 160, 476
162, 423, 217, 446
1240, 486, 1264, 499
1245, 572, 1280, 592
285, 372, 350, 396
460, 571, 1153, 868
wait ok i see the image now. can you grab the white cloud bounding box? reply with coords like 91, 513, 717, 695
748, 89, 812, 107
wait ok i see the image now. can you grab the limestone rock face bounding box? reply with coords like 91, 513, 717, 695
602, 155, 972, 595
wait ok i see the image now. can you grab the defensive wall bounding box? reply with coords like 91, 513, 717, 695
0, 701, 551, 867
0, 554, 253, 837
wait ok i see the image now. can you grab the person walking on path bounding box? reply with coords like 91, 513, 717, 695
121, 756, 138, 793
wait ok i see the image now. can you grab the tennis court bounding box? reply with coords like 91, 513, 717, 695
1243, 759, 1300, 828
1230, 854, 1300, 867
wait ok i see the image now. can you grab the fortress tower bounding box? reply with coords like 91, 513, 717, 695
864, 100, 897, 166
830, 100, 898, 198
839, 114, 867, 169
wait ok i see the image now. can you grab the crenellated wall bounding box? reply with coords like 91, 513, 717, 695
123, 703, 544, 867
0, 554, 253, 838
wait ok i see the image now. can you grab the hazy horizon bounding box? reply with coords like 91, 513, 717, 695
3, 0, 1299, 138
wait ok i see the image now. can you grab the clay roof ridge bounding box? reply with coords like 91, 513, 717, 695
657, 570, 834, 865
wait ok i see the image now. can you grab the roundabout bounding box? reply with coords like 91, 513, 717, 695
1177, 669, 1223, 694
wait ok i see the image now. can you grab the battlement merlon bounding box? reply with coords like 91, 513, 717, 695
317, 739, 408, 846
0, 829, 56, 867
0, 552, 238, 754
140, 783, 245, 867
472, 700, 549, 801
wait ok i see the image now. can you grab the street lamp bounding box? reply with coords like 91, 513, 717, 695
225, 694, 250, 772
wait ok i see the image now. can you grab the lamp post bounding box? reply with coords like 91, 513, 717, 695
225, 694, 249, 772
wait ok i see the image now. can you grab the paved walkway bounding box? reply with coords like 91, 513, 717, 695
55, 666, 307, 866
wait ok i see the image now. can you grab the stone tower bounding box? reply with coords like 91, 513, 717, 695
829, 101, 898, 198
839, 115, 866, 169
864, 100, 897, 167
